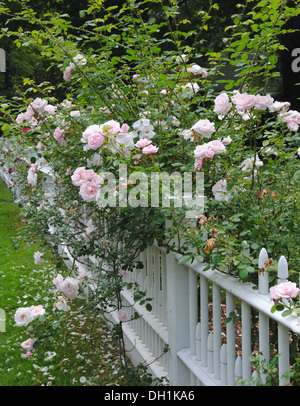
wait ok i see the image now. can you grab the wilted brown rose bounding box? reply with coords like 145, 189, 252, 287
204, 238, 216, 253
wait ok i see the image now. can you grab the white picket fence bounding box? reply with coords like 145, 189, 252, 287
117, 243, 300, 386
0, 156, 299, 386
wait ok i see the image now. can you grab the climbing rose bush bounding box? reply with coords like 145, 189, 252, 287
0, 0, 299, 384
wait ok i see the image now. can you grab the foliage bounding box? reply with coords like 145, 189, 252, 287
0, 0, 299, 385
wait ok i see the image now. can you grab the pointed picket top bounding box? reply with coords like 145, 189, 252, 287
278, 255, 288, 283
0, 49, 6, 73
235, 355, 242, 382
258, 248, 269, 295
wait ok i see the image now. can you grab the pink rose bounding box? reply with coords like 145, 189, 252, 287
101, 120, 121, 134
53, 274, 64, 290
63, 66, 73, 81
192, 119, 215, 138
279, 110, 300, 132
16, 113, 25, 124
14, 307, 34, 327
237, 94, 256, 111
118, 309, 129, 323
71, 167, 88, 186
142, 145, 159, 154
207, 140, 226, 154
79, 180, 100, 202
135, 138, 152, 148
21, 338, 35, 351
194, 157, 203, 171
30, 98, 48, 114
194, 144, 210, 159
81, 125, 104, 143
29, 305, 45, 317
233, 92, 255, 111
59, 276, 79, 300
270, 281, 299, 302
214, 93, 232, 115
269, 101, 290, 112
53, 127, 67, 146
86, 133, 105, 150
204, 148, 215, 158
254, 94, 274, 110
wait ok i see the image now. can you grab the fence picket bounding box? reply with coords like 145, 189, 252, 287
278, 256, 288, 284
195, 322, 201, 361
220, 344, 227, 385
189, 269, 198, 355
235, 355, 242, 384
200, 275, 209, 367
213, 283, 221, 380
258, 248, 269, 295
207, 332, 214, 373
226, 292, 236, 386
241, 301, 252, 381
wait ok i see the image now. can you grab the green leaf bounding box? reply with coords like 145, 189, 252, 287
178, 255, 193, 264
282, 309, 293, 317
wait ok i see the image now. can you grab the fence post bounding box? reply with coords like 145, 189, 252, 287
277, 255, 290, 386
165, 251, 190, 385
258, 248, 269, 295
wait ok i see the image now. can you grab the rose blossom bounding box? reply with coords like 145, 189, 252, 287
21, 338, 35, 351
212, 179, 230, 202
53, 274, 64, 290
233, 92, 255, 111
27, 164, 37, 186
33, 251, 44, 265
71, 167, 89, 186
194, 144, 210, 159
142, 145, 159, 155
81, 124, 104, 143
16, 113, 25, 124
269, 101, 290, 112
53, 127, 67, 146
278, 110, 300, 132
270, 281, 299, 302
191, 119, 215, 138
135, 138, 152, 148
29, 305, 45, 318
207, 140, 226, 154
63, 65, 73, 81
73, 54, 87, 66
24, 105, 35, 121
118, 309, 129, 323
194, 157, 203, 171
240, 156, 263, 171
213, 93, 232, 115
254, 94, 274, 110
30, 98, 48, 114
14, 307, 34, 327
101, 119, 121, 134
222, 136, 232, 145
86, 133, 105, 150
79, 180, 100, 202
59, 277, 80, 300
55, 296, 71, 312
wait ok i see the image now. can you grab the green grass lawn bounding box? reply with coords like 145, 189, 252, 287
0, 179, 122, 386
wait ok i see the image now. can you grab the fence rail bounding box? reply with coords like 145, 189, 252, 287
0, 157, 299, 386
120, 243, 299, 386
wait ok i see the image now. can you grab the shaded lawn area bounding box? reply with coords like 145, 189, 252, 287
0, 179, 122, 386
